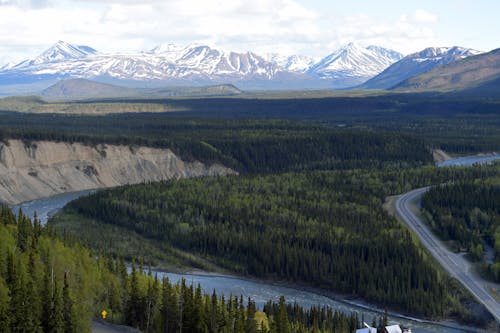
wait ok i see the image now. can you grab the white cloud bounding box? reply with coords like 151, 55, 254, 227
0, 1, 447, 65
413, 9, 439, 23
0, 0, 50, 9
307, 10, 445, 57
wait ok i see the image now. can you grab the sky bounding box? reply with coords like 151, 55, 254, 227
0, 0, 498, 65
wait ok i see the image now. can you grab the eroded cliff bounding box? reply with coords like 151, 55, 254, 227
0, 139, 235, 204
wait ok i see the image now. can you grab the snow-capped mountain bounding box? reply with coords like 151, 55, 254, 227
0, 62, 15, 71
3, 42, 282, 84
307, 43, 403, 86
12, 40, 97, 69
360, 46, 482, 89
392, 48, 500, 92
0, 40, 404, 91
264, 54, 317, 73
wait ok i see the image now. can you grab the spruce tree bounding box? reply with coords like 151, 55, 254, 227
63, 272, 74, 333
41, 262, 53, 333
126, 260, 142, 329
16, 214, 32, 253
9, 256, 37, 333
48, 276, 64, 333
276, 296, 290, 333
246, 298, 258, 333
0, 277, 10, 333
159, 278, 179, 333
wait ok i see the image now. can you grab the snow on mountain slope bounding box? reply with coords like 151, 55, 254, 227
0, 40, 405, 90
392, 48, 500, 93
12, 41, 97, 69
307, 43, 403, 84
5, 42, 280, 82
264, 54, 317, 73
360, 46, 482, 89
0, 62, 15, 71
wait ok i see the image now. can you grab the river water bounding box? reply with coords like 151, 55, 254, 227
11, 154, 500, 333
437, 154, 500, 167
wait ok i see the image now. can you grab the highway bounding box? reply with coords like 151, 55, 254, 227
395, 187, 500, 323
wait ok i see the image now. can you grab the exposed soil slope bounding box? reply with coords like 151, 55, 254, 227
0, 139, 234, 204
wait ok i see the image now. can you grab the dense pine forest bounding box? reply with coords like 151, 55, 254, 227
0, 115, 431, 173
56, 165, 500, 320
421, 180, 500, 281
1, 94, 500, 168
0, 205, 120, 332
0, 205, 372, 333
1, 95, 500, 329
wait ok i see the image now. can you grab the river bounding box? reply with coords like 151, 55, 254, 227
12, 189, 95, 225
11, 154, 500, 333
437, 154, 500, 167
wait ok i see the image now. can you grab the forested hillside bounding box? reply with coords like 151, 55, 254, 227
0, 205, 370, 333
58, 165, 500, 319
0, 115, 432, 174
0, 206, 120, 332
422, 180, 500, 281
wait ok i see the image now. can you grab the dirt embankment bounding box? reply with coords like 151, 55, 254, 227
0, 139, 235, 205
432, 149, 452, 163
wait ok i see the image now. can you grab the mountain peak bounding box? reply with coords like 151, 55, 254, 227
392, 47, 500, 93
344, 41, 363, 49
360, 45, 482, 90
307, 43, 403, 85
265, 53, 317, 73
32, 41, 97, 65
332, 42, 365, 57
150, 43, 187, 54
410, 46, 481, 59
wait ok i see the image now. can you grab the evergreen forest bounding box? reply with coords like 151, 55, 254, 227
421, 179, 500, 281
0, 205, 373, 333
57, 165, 500, 320
1, 94, 500, 330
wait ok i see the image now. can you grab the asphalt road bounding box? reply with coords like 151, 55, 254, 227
91, 320, 141, 333
395, 187, 500, 323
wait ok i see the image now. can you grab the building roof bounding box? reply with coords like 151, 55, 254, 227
385, 325, 402, 333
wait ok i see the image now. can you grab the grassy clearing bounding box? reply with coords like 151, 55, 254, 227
0, 96, 187, 114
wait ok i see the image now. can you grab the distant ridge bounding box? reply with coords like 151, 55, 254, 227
359, 46, 481, 89
41, 79, 136, 100
392, 48, 500, 95
40, 78, 243, 100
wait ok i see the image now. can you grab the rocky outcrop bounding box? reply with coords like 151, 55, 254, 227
0, 140, 235, 204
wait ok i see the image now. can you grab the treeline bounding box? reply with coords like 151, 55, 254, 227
0, 116, 432, 173
64, 166, 500, 318
120, 261, 362, 333
421, 181, 500, 281
3, 94, 500, 155
1, 205, 369, 332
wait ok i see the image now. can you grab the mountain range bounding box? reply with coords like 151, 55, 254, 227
0, 40, 487, 94
393, 47, 500, 94
360, 46, 482, 89
0, 41, 403, 92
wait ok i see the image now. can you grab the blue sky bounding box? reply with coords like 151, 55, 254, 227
0, 0, 498, 65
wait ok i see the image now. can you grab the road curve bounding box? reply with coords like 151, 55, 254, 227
395, 187, 500, 323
